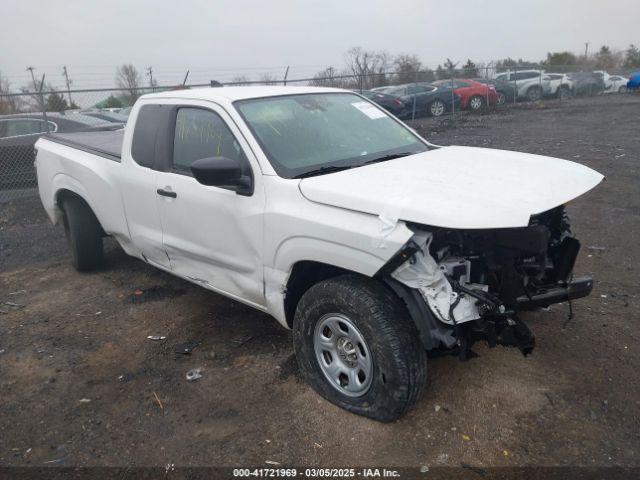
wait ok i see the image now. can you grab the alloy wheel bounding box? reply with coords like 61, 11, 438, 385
430, 100, 445, 117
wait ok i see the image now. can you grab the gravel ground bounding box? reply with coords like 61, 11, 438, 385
0, 94, 638, 470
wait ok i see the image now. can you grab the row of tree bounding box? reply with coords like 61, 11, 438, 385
310, 45, 640, 90
2, 44, 639, 115
0, 63, 155, 114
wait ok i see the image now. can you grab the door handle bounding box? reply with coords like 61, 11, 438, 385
157, 188, 177, 198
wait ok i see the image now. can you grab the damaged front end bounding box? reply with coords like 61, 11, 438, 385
381, 206, 593, 359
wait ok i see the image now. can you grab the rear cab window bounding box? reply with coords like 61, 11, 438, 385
131, 104, 166, 168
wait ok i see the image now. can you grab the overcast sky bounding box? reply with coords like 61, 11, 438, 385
1, 0, 638, 89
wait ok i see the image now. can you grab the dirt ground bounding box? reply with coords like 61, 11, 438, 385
1, 95, 639, 470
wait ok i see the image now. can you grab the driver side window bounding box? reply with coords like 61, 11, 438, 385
172, 107, 246, 175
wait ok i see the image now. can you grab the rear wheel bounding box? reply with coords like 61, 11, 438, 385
527, 86, 542, 102
293, 275, 427, 422
468, 95, 484, 111
429, 99, 446, 117
62, 196, 104, 272
496, 91, 507, 105
557, 85, 571, 99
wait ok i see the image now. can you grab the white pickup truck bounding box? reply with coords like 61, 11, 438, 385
36, 86, 603, 421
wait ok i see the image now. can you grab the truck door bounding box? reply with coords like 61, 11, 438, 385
155, 103, 265, 308
119, 104, 171, 269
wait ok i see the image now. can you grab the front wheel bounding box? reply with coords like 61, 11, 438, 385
619, 86, 627, 93
293, 275, 427, 422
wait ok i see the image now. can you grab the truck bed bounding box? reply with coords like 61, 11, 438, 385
45, 130, 124, 162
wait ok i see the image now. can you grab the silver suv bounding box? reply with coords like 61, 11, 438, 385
495, 70, 552, 101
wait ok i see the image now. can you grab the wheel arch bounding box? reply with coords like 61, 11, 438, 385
283, 260, 358, 328
55, 188, 105, 236
267, 231, 412, 328
50, 173, 93, 224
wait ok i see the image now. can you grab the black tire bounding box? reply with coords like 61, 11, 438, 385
557, 85, 571, 99
293, 274, 427, 422
62, 196, 104, 272
619, 86, 627, 93
526, 86, 542, 102
496, 91, 507, 105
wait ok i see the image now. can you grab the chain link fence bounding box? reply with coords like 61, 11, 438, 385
1, 66, 636, 202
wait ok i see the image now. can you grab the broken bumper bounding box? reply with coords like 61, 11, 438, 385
516, 275, 594, 309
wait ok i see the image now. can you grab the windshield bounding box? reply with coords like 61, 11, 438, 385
235, 92, 428, 178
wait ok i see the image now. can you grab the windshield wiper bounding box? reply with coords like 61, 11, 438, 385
294, 152, 416, 179
361, 152, 414, 166
293, 165, 354, 179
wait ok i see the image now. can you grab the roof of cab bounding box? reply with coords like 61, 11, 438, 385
140, 85, 346, 103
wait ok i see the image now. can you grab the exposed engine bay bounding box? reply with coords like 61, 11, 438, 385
386, 206, 594, 359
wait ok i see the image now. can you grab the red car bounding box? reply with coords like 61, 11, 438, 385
433, 78, 498, 111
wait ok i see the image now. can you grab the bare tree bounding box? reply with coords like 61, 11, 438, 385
0, 72, 18, 114
443, 58, 459, 77
231, 75, 251, 86
259, 73, 279, 85
309, 66, 349, 88
115, 64, 142, 104
344, 47, 389, 90
393, 54, 423, 84
594, 45, 621, 70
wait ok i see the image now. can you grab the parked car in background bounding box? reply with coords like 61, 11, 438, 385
628, 72, 640, 91
475, 78, 517, 105
118, 106, 133, 118
607, 75, 628, 93
370, 86, 395, 94
567, 72, 605, 96
0, 112, 122, 188
433, 79, 498, 111
359, 90, 406, 116
593, 71, 628, 94
545, 73, 573, 98
81, 109, 130, 123
494, 70, 552, 101
381, 83, 460, 118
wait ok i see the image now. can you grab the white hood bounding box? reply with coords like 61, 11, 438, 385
299, 146, 604, 229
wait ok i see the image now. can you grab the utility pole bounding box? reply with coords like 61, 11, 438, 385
283, 65, 290, 86
146, 66, 154, 90
26, 66, 45, 110
62, 66, 73, 107
584, 42, 590, 61
26, 66, 38, 91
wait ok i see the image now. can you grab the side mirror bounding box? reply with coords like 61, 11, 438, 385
190, 156, 253, 195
